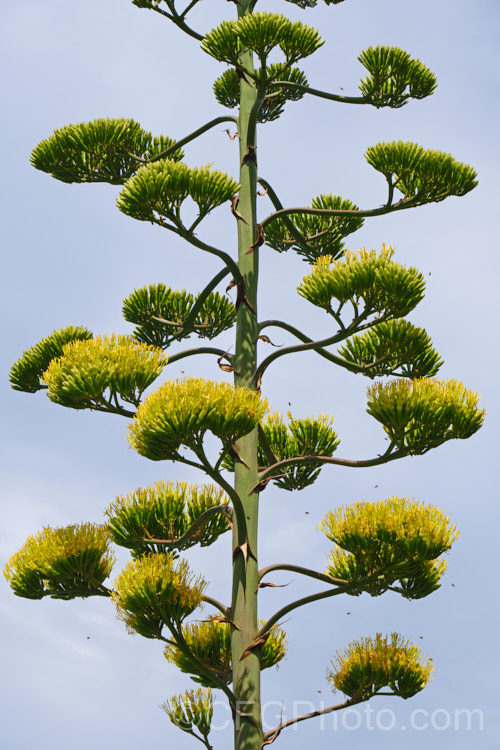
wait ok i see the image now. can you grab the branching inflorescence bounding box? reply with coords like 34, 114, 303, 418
5, 3, 483, 750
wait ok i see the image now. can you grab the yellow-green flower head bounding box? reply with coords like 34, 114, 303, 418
128, 377, 268, 460
297, 244, 426, 320
320, 497, 457, 598
105, 479, 230, 555
320, 497, 458, 559
112, 552, 206, 639
328, 633, 434, 700
161, 688, 214, 738
366, 377, 485, 453
164, 617, 287, 687
43, 334, 167, 410
3, 523, 114, 600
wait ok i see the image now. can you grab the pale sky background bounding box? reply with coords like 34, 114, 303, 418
1, 1, 499, 748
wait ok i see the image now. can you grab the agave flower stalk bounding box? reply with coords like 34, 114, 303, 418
5, 2, 485, 750
230, 5, 265, 747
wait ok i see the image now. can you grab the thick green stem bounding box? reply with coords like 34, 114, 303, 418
230, 5, 263, 749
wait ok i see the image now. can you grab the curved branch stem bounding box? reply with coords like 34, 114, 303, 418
262, 691, 365, 743
257, 319, 382, 377
202, 595, 231, 618
140, 116, 239, 164
256, 562, 405, 641
179, 0, 202, 20
148, 2, 204, 42
260, 198, 414, 231
257, 319, 350, 370
254, 317, 371, 388
91, 402, 136, 419
185, 728, 213, 750
267, 80, 370, 106
254, 446, 406, 489
176, 226, 242, 284
257, 587, 349, 638
258, 563, 348, 587
190, 445, 249, 542
167, 347, 234, 366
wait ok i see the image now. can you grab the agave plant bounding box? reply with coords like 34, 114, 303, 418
5, 3, 484, 750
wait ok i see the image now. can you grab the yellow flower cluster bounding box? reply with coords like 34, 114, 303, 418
43, 334, 166, 410
298, 244, 425, 320
366, 377, 485, 453
164, 618, 287, 687
320, 496, 458, 555
3, 523, 114, 600
161, 688, 214, 738
112, 552, 206, 638
328, 633, 434, 699
128, 377, 268, 460
320, 497, 457, 598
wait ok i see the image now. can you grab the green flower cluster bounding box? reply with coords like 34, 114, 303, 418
259, 412, 340, 490
117, 159, 240, 223
31, 117, 182, 184
358, 46, 437, 108
122, 283, 236, 348
338, 319, 443, 379
366, 141, 477, 205
106, 480, 230, 556
265, 195, 364, 263
202, 13, 324, 66
9, 325, 93, 393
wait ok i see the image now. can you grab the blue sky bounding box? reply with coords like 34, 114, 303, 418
1, 1, 499, 748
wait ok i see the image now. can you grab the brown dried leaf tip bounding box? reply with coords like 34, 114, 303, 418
257, 335, 282, 348
257, 581, 290, 590
241, 145, 257, 167
235, 279, 257, 314
240, 635, 269, 661
231, 195, 248, 224
247, 224, 265, 254
217, 353, 238, 374
235, 66, 251, 84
